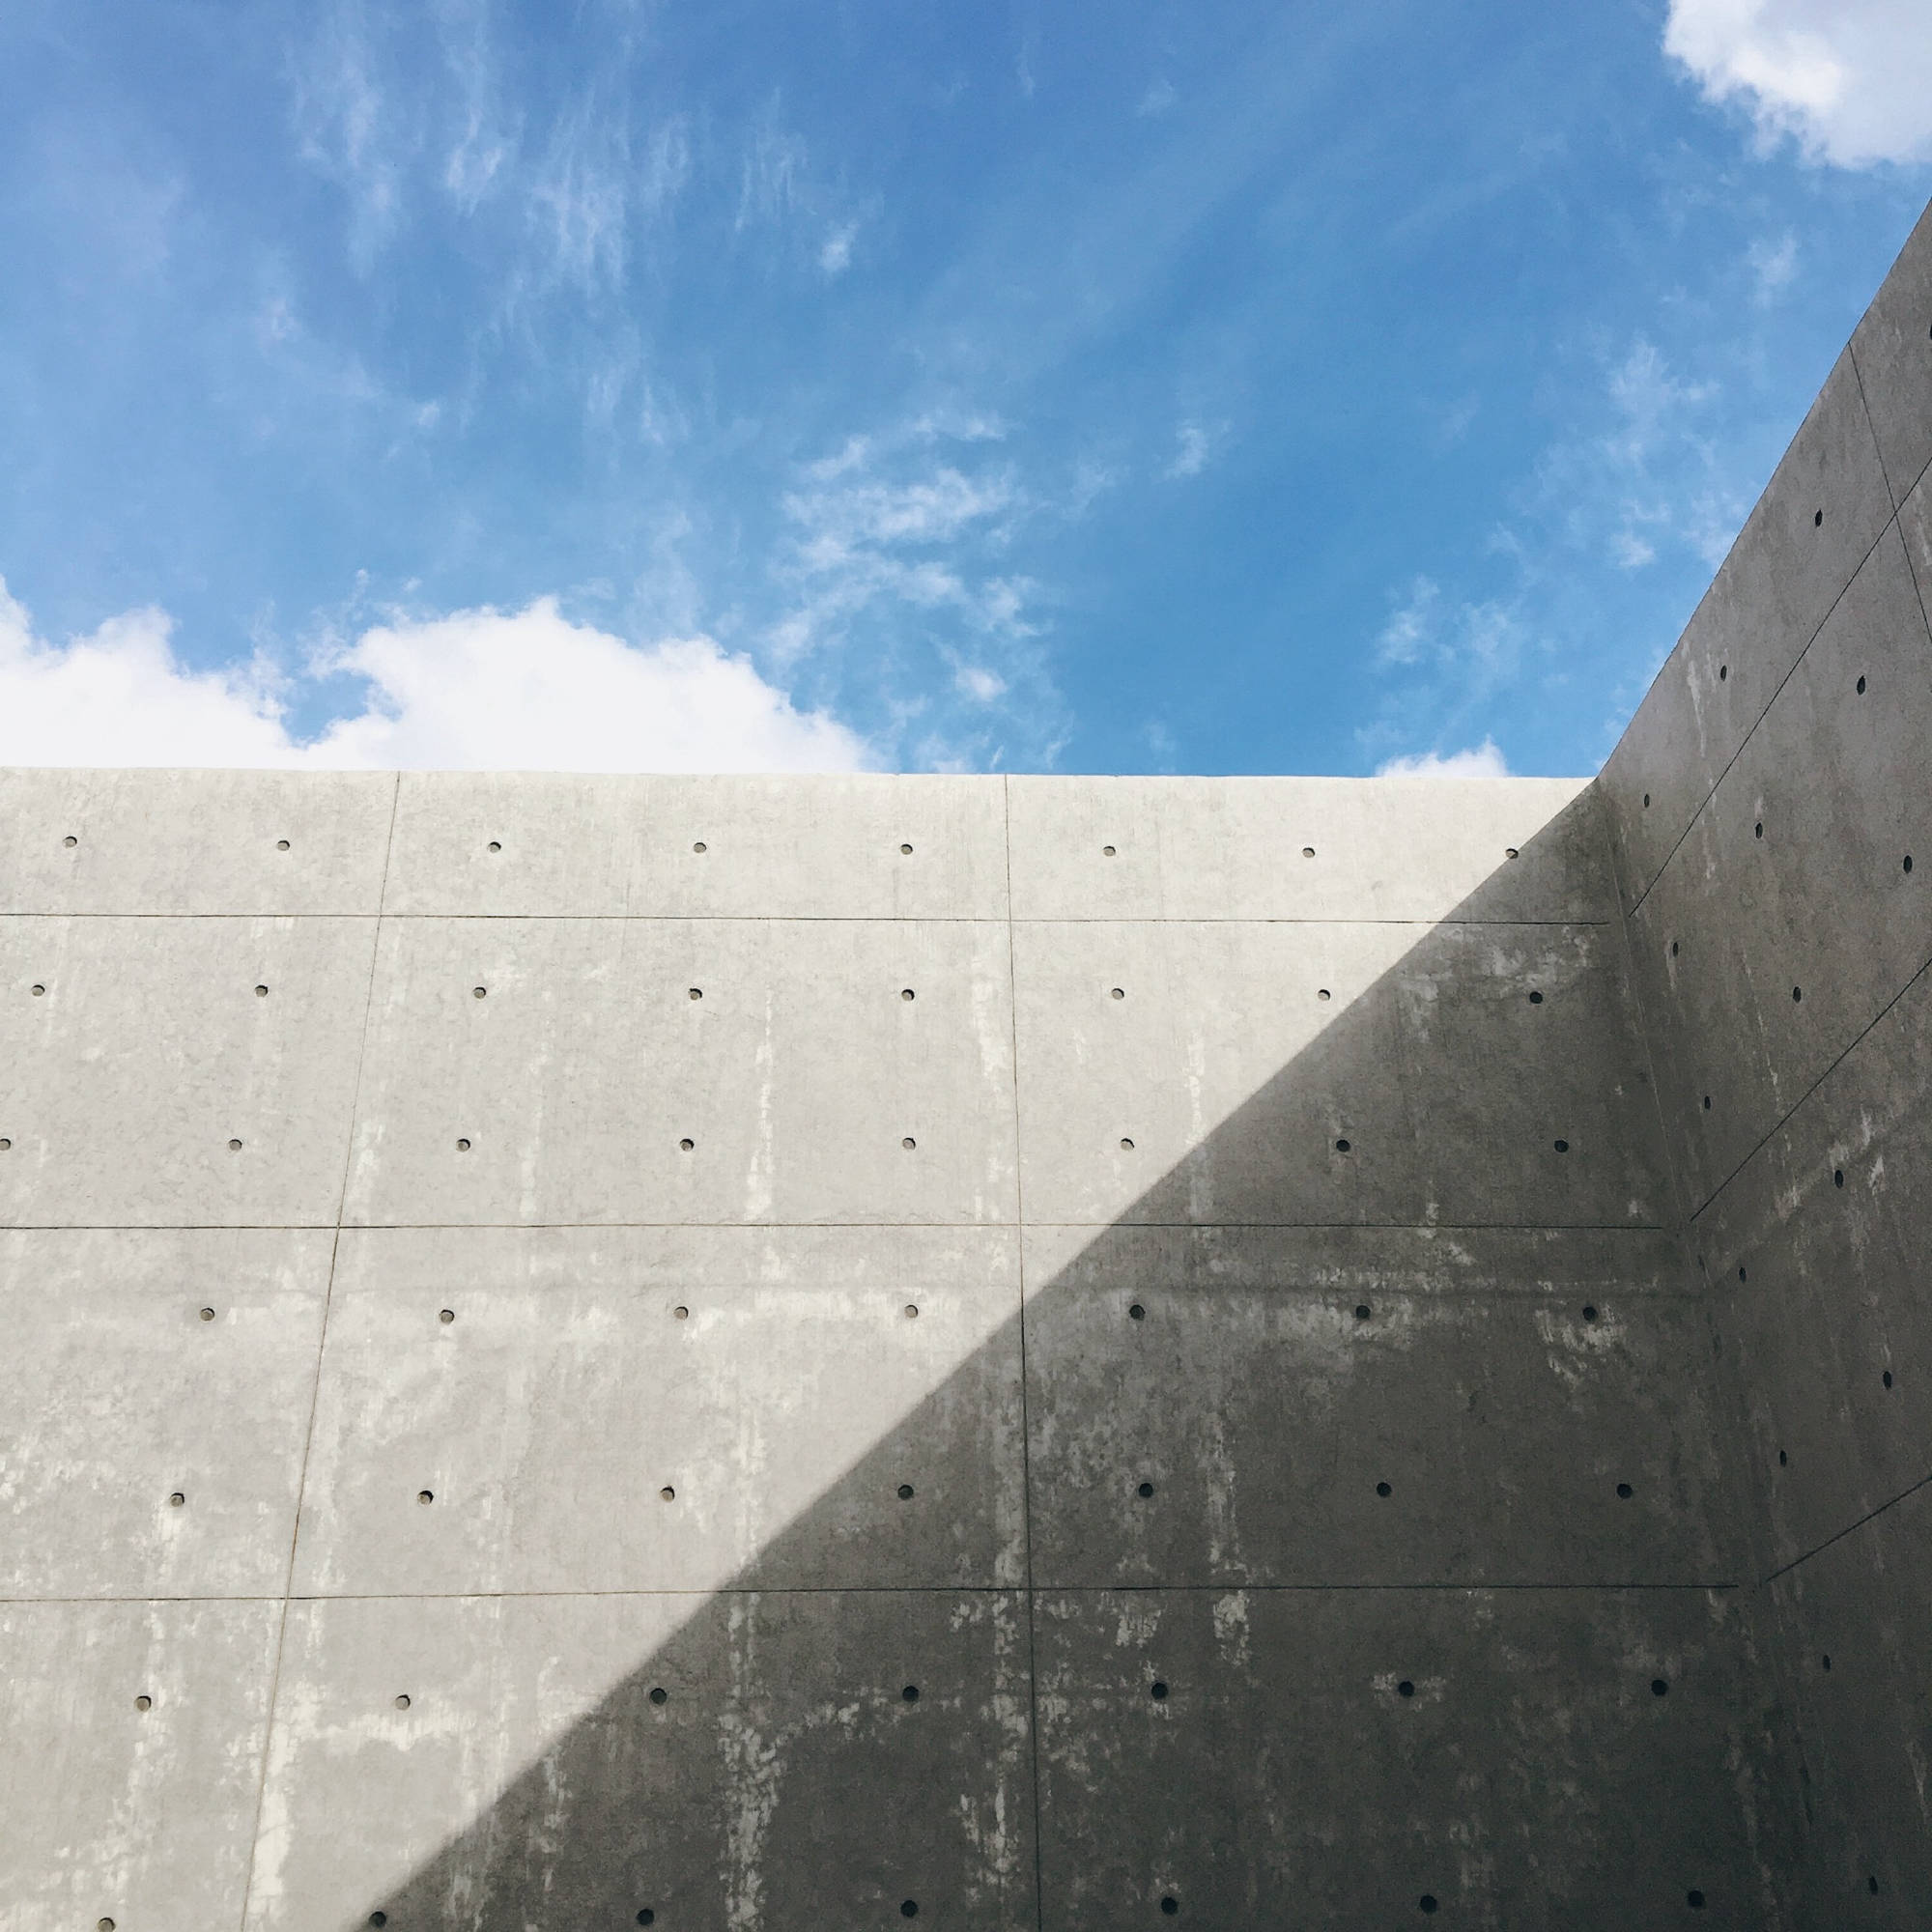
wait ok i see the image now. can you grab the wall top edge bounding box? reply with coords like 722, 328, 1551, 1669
0, 766, 1594, 787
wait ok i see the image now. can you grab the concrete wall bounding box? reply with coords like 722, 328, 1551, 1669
0, 768, 1776, 1928
1600, 200, 1932, 1925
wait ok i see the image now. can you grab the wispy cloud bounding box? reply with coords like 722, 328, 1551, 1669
819, 221, 858, 275
528, 100, 689, 295
1533, 337, 1736, 574
1363, 323, 1757, 772
1375, 577, 1523, 676
762, 417, 1073, 768
1165, 418, 1223, 479
952, 663, 1008, 703
1747, 230, 1799, 304
289, 2, 415, 268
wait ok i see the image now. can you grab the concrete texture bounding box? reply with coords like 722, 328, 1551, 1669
1, 765, 1770, 1929
2, 196, 1927, 1932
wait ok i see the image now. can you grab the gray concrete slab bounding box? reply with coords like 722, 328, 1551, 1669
1013, 916, 1666, 1228
1625, 526, 1932, 1209
0, 1229, 330, 1596
0, 768, 394, 915
0, 915, 378, 1227
1033, 1584, 1773, 1929
1691, 967, 1932, 1574
1600, 349, 1894, 912
1025, 1274, 1738, 1587
1766, 1484, 1932, 1928
383, 772, 1010, 919
291, 1226, 1024, 1595
343, 916, 1018, 1226
1007, 775, 1605, 922
247, 1589, 1036, 1931
0, 1597, 282, 1931
1849, 200, 1932, 511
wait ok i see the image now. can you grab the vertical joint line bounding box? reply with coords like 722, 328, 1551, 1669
1002, 777, 1046, 1931
238, 770, 400, 1929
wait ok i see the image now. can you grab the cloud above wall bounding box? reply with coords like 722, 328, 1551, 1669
1376, 739, 1511, 779
1664, 0, 1932, 166
0, 582, 870, 772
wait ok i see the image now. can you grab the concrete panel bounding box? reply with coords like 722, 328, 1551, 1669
383, 772, 1010, 919
1008, 775, 1604, 923
344, 916, 1018, 1226
1692, 969, 1932, 1573
1034, 1585, 1773, 1929
291, 1226, 1024, 1595
1766, 1485, 1932, 1929
0, 1597, 281, 1931
247, 1589, 1036, 1931
0, 1230, 331, 1596
1013, 917, 1666, 1228
1600, 350, 1893, 911
1026, 1267, 1738, 1587
0, 916, 378, 1227
1626, 527, 1932, 1208
0, 768, 394, 915
1849, 201, 1932, 510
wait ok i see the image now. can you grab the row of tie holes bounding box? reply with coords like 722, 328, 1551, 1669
96, 1882, 1747, 1930
161, 1296, 1644, 1515
10, 980, 1556, 1159
7, 974, 1553, 1157
46, 837, 1536, 864
12, 982, 1559, 1008
90, 1885, 1746, 1928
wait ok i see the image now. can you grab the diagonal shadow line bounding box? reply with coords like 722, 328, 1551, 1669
260, 787, 1760, 1931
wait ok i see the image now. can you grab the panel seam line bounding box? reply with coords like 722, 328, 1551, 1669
235, 771, 398, 1931
1763, 1468, 1932, 1584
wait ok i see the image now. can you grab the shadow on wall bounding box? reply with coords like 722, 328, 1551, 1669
281, 793, 1781, 1932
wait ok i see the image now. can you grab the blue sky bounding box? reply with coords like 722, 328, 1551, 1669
1, 0, 1929, 776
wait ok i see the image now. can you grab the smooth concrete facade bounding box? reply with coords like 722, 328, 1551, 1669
2, 204, 1928, 1929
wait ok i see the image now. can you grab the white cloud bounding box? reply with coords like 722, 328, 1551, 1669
1664, 0, 1932, 166
0, 582, 868, 772
1376, 739, 1511, 779
1138, 79, 1177, 117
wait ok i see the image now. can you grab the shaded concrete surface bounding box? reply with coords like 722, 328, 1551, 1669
1, 776, 1780, 1929
1600, 199, 1932, 1925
